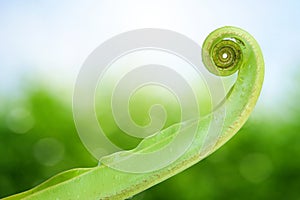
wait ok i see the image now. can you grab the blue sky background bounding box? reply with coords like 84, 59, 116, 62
0, 0, 300, 118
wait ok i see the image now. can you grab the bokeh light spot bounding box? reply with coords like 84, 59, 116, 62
6, 107, 35, 134
33, 138, 65, 166
239, 153, 273, 183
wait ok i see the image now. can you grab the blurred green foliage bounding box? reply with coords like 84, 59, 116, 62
0, 89, 96, 198
0, 87, 300, 199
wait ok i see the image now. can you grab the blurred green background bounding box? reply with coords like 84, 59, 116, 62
1, 84, 300, 199
1, 0, 300, 199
